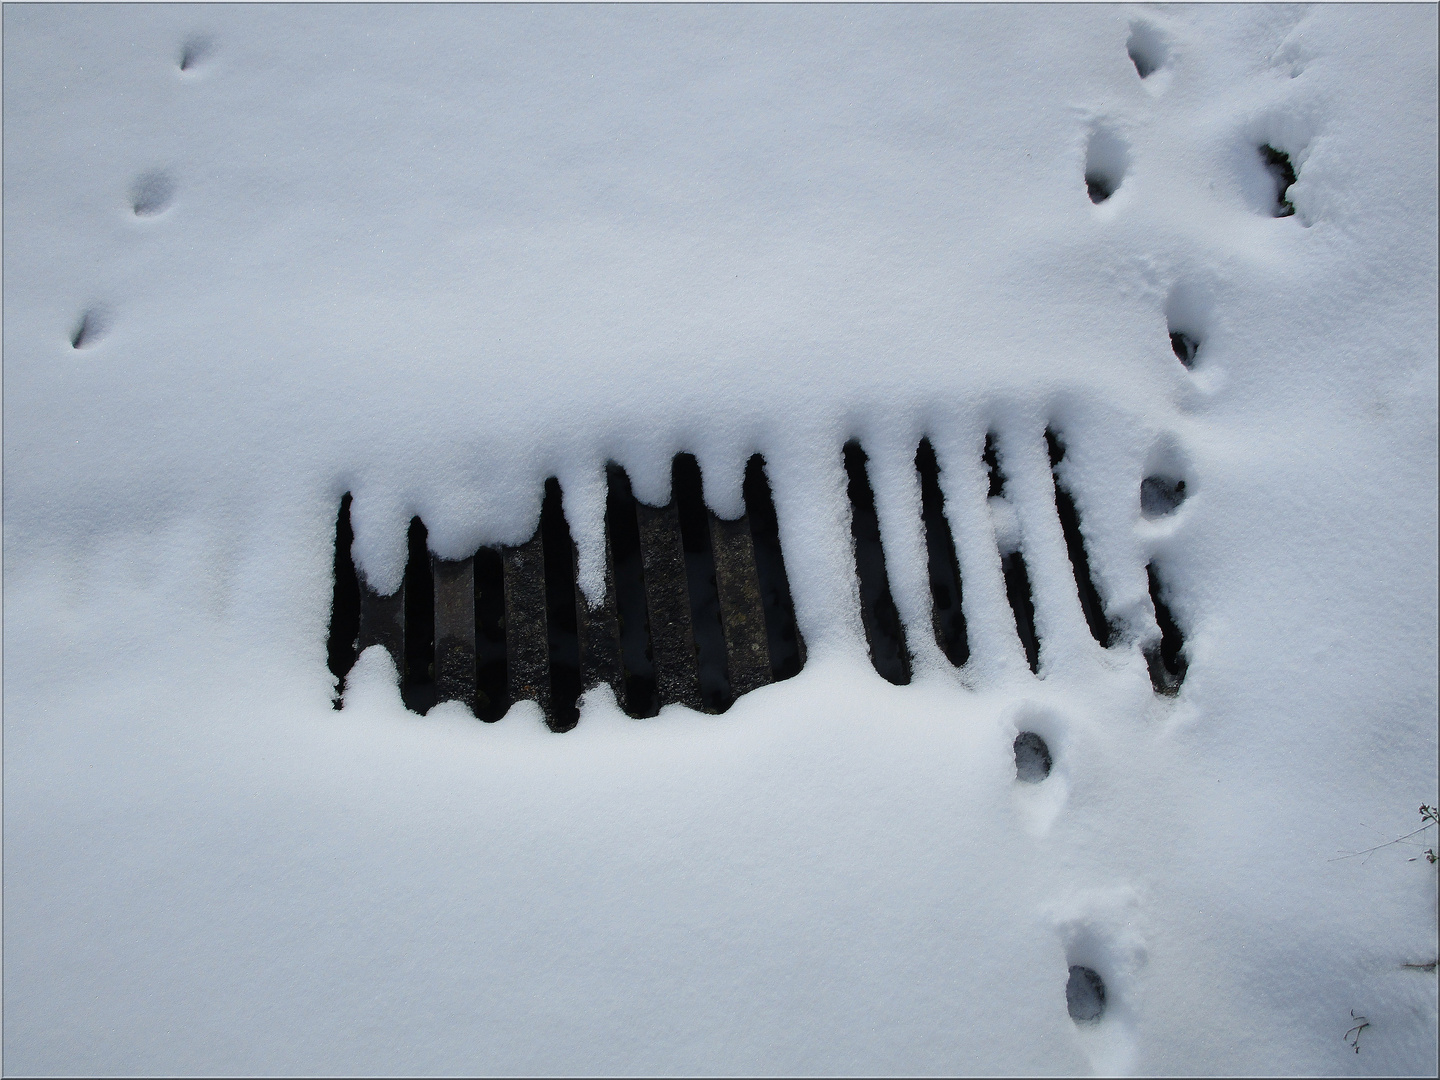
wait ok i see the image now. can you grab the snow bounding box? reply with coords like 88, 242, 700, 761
4, 3, 1436, 1075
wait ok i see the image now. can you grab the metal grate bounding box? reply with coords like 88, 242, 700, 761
328, 434, 1188, 725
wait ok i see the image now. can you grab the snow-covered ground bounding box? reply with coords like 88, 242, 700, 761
4, 4, 1436, 1075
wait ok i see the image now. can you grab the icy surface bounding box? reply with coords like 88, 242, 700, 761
4, 4, 1436, 1075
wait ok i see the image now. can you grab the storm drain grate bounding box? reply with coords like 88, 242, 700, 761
329, 434, 1188, 726
329, 454, 803, 730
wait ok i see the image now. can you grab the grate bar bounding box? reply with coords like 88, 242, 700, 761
709, 512, 772, 699
503, 533, 549, 720
433, 555, 476, 708
635, 496, 704, 712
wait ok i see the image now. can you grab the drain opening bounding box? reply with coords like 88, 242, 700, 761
540, 478, 582, 732
744, 455, 804, 682
1259, 145, 1297, 217
607, 464, 660, 717
474, 546, 509, 721
673, 454, 733, 712
1014, 731, 1052, 782
1046, 429, 1117, 647
327, 493, 361, 706
1145, 561, 1188, 695
844, 440, 911, 685
986, 434, 1040, 674
1066, 965, 1107, 1024
402, 516, 436, 714
915, 438, 969, 668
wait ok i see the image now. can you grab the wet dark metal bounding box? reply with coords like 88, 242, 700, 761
709, 513, 772, 699
635, 497, 703, 711
433, 556, 476, 707
503, 533, 550, 720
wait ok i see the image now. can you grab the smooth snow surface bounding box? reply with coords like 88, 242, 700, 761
5, 4, 1437, 1075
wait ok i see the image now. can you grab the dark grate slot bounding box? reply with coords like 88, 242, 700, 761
982, 433, 1004, 498
433, 554, 476, 709
1046, 429, 1117, 647
744, 454, 804, 682
915, 438, 969, 668
606, 464, 660, 718
986, 433, 1040, 673
844, 440, 911, 685
1259, 145, 1297, 218
673, 454, 733, 713
1144, 562, 1188, 695
540, 478, 582, 732
1003, 552, 1040, 674
474, 546, 509, 721
402, 517, 437, 715
327, 492, 362, 706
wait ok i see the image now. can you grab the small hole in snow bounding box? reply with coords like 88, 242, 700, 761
178, 36, 213, 72
1259, 145, 1297, 217
1014, 732, 1052, 782
1169, 331, 1199, 367
1066, 966, 1107, 1023
1084, 127, 1129, 205
1126, 22, 1168, 79
1140, 475, 1187, 517
70, 308, 106, 349
1085, 175, 1114, 204
130, 170, 175, 217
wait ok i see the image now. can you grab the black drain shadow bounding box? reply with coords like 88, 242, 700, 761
1145, 562, 1187, 695
474, 546, 509, 721
1046, 429, 1118, 648
327, 493, 361, 707
844, 440, 911, 685
540, 478, 582, 732
401, 517, 436, 715
915, 438, 969, 668
986, 433, 1040, 674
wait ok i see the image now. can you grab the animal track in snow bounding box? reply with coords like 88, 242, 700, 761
178, 36, 213, 73
69, 307, 108, 349
1014, 731, 1053, 783
1084, 126, 1129, 204
1066, 965, 1107, 1023
129, 170, 176, 217
1259, 144, 1298, 217
1125, 22, 1169, 80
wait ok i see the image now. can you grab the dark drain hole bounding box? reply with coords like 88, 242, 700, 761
1260, 145, 1297, 217
986, 433, 1040, 674
474, 546, 509, 721
1145, 561, 1188, 695
1169, 331, 1199, 367
844, 440, 911, 685
1014, 731, 1052, 782
915, 438, 969, 668
327, 493, 361, 707
402, 517, 436, 715
1047, 429, 1117, 648
744, 454, 804, 682
540, 478, 582, 732
674, 454, 733, 712
607, 464, 660, 718
1066, 966, 1106, 1024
